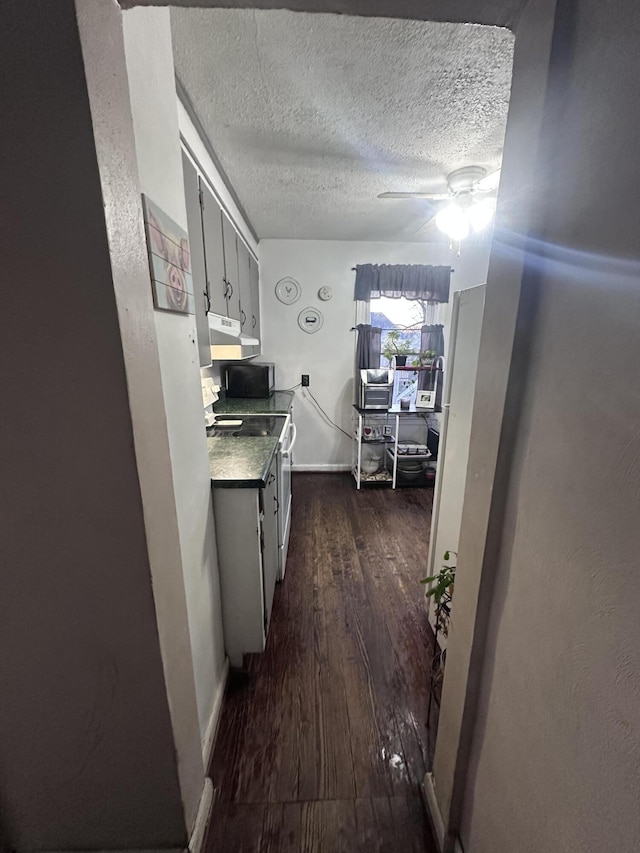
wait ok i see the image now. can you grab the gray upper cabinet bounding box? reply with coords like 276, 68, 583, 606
200, 181, 228, 318
182, 153, 211, 367
249, 255, 261, 345
222, 215, 241, 322
181, 149, 262, 356
237, 239, 253, 335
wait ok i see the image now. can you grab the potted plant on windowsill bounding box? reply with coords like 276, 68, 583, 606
417, 349, 439, 368
382, 330, 413, 367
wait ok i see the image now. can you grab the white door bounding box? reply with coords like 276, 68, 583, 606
426, 284, 486, 639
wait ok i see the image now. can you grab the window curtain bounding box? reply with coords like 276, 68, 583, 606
424, 301, 441, 326
355, 324, 381, 370
354, 299, 370, 326
418, 324, 445, 391
354, 264, 451, 303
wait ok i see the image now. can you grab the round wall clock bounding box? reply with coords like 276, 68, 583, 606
298, 307, 324, 334
275, 276, 301, 305
318, 286, 333, 301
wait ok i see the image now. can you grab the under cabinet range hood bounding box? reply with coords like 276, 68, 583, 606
208, 313, 259, 360
208, 312, 240, 338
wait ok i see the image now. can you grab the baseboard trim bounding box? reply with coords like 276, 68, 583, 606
202, 657, 229, 768
292, 463, 351, 472
188, 777, 213, 853
423, 772, 446, 852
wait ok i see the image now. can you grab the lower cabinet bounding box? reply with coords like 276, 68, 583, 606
212, 458, 279, 668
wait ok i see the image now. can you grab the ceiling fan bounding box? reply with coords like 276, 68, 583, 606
378, 166, 501, 240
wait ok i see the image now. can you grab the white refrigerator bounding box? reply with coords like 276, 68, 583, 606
426, 284, 486, 641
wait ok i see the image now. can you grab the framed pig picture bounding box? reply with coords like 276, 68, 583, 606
141, 195, 194, 315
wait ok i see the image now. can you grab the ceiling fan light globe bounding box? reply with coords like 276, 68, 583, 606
468, 197, 497, 232
436, 204, 469, 241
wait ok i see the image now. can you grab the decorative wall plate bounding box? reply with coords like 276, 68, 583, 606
318, 286, 333, 301
298, 307, 324, 334
275, 276, 301, 305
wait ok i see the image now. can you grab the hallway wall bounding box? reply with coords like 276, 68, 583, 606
122, 5, 227, 763
0, 2, 188, 848
456, 3, 640, 851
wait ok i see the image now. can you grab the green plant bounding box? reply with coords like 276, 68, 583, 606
422, 551, 457, 637
417, 349, 438, 366
381, 330, 413, 365
421, 550, 456, 603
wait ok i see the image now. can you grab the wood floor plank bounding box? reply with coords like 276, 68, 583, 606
313, 590, 358, 800
342, 512, 424, 795
300, 800, 338, 853
320, 494, 399, 799
389, 795, 438, 853
205, 798, 229, 853
354, 797, 395, 853
335, 799, 358, 852
205, 474, 438, 853
345, 493, 433, 791
259, 802, 304, 853
209, 802, 266, 853
278, 802, 303, 853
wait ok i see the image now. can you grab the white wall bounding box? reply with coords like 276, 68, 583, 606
259, 239, 491, 469
430, 1, 640, 851
1, 1, 195, 846
430, 0, 559, 839
458, 3, 640, 850
122, 8, 226, 756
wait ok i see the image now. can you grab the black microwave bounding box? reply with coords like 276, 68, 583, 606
225, 362, 275, 398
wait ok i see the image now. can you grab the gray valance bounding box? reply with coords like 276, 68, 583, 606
354, 264, 451, 303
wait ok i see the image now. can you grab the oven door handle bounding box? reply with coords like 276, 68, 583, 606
282, 422, 297, 457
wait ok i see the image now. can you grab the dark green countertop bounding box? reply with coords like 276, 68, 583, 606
213, 390, 294, 416
207, 435, 278, 489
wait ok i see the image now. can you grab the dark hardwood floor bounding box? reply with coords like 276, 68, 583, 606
207, 473, 439, 852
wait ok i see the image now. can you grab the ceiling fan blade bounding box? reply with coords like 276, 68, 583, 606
378, 191, 450, 200
412, 211, 439, 235
473, 168, 501, 193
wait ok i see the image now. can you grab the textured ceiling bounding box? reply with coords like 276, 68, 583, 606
133, 0, 524, 29
171, 9, 515, 241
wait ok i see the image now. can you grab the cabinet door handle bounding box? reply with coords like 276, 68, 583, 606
252, 315, 257, 329
204, 288, 211, 314
227, 281, 234, 299
274, 495, 279, 515
241, 309, 247, 325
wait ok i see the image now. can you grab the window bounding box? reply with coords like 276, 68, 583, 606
371, 296, 440, 368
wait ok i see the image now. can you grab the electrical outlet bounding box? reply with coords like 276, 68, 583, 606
301, 374, 310, 387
